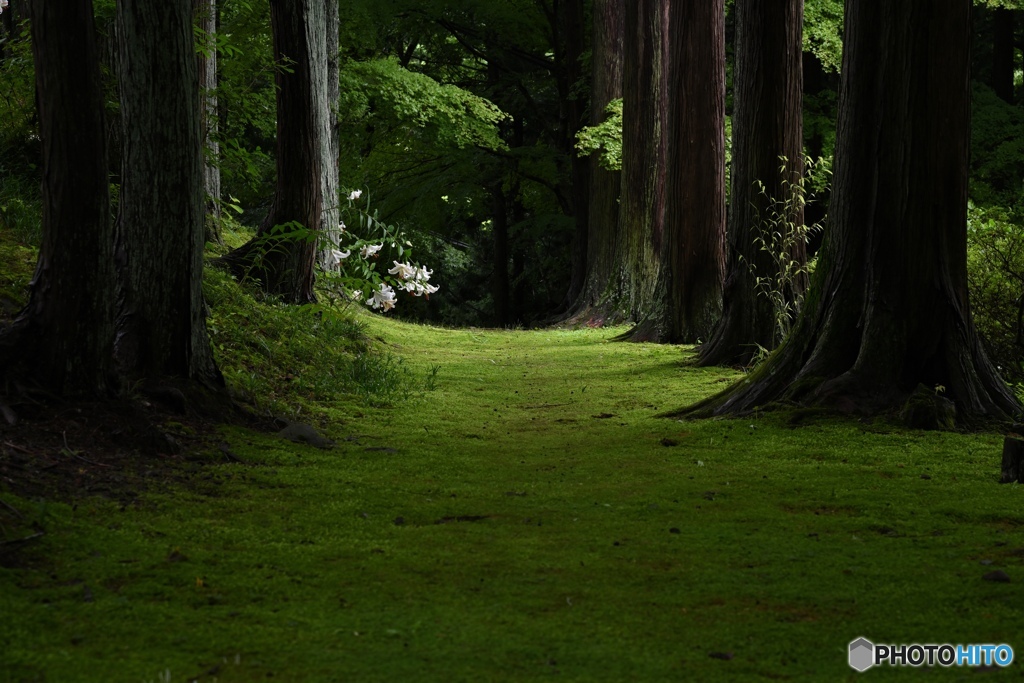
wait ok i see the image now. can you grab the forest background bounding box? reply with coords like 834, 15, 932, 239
0, 0, 1022, 384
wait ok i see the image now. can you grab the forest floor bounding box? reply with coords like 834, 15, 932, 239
1, 314, 1023, 682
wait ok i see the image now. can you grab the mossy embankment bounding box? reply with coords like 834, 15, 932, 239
2, 312, 1022, 682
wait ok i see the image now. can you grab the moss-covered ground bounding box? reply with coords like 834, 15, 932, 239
2, 310, 1023, 682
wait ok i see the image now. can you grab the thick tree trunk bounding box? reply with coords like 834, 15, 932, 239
698, 0, 804, 366
680, 0, 1020, 426
218, 0, 328, 304
655, 0, 727, 343
569, 0, 625, 324
618, 0, 668, 340
115, 0, 220, 386
992, 8, 1016, 104
0, 0, 115, 395
195, 0, 222, 245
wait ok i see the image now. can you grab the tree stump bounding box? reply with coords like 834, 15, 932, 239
1000, 434, 1024, 484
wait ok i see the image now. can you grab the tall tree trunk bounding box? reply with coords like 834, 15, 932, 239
0, 0, 115, 395
318, 0, 341, 271
570, 0, 625, 323
656, 0, 727, 343
115, 0, 220, 385
992, 7, 1016, 104
195, 0, 222, 245
698, 0, 804, 366
560, 0, 590, 311
619, 0, 669, 340
218, 0, 329, 304
681, 0, 1020, 426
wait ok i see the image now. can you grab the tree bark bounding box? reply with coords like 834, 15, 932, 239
218, 0, 329, 304
656, 0, 727, 343
195, 0, 222, 245
0, 0, 115, 395
698, 0, 804, 366
618, 0, 669, 340
115, 0, 220, 386
569, 0, 625, 323
679, 0, 1020, 426
317, 0, 341, 271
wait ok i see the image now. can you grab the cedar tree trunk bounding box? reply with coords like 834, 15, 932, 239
698, 0, 804, 366
618, 0, 669, 340
680, 0, 1020, 426
0, 0, 115, 395
655, 0, 727, 343
218, 0, 329, 303
317, 0, 341, 271
115, 0, 220, 385
570, 0, 625, 323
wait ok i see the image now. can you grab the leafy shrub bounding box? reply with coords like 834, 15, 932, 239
967, 203, 1024, 385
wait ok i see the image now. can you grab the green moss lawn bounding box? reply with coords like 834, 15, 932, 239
2, 314, 1022, 681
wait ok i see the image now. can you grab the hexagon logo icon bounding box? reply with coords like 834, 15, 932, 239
849, 638, 875, 672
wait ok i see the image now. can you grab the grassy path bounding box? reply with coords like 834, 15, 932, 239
2, 319, 1022, 681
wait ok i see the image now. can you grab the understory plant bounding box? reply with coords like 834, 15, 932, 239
318, 189, 440, 313
746, 154, 831, 344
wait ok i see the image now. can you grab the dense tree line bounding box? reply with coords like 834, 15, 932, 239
0, 0, 1022, 425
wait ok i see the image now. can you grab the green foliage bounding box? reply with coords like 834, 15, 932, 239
967, 203, 1024, 385
215, 0, 278, 212
575, 99, 623, 172
0, 225, 36, 312
803, 0, 844, 73
339, 58, 508, 154
970, 83, 1024, 206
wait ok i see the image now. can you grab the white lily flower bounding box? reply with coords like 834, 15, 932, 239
338, 221, 346, 233
366, 283, 397, 311
360, 243, 383, 258
348, 189, 363, 201
0, 1, 7, 15
388, 261, 417, 280
410, 282, 440, 297
324, 248, 351, 269
415, 265, 433, 282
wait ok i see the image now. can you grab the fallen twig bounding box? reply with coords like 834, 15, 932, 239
0, 497, 22, 518
1, 531, 44, 546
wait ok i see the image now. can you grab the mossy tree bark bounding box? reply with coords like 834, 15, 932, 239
654, 0, 726, 344
114, 0, 221, 387
218, 0, 330, 304
680, 0, 1020, 425
698, 0, 804, 366
0, 0, 115, 395
618, 0, 668, 340
567, 0, 625, 325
